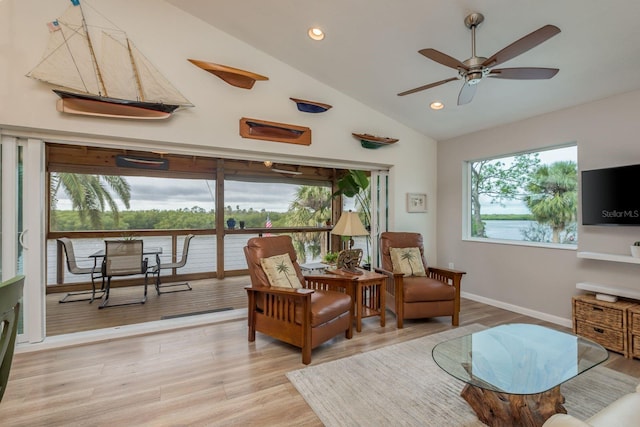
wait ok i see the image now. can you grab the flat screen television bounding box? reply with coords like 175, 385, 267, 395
581, 164, 640, 225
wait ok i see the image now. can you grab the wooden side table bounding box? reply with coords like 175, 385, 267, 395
328, 269, 386, 332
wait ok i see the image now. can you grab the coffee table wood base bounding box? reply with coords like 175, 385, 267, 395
461, 384, 567, 427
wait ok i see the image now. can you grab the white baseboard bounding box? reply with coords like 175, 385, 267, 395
461, 291, 572, 329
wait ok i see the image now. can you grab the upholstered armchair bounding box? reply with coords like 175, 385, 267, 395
244, 235, 354, 364
543, 383, 640, 426
376, 232, 465, 328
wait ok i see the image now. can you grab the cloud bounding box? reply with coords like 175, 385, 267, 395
56, 175, 300, 212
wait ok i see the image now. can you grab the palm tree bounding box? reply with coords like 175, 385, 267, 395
523, 161, 577, 243
287, 186, 331, 262
400, 250, 416, 276
50, 172, 131, 230
275, 260, 295, 287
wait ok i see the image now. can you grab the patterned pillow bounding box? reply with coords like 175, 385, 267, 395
390, 247, 426, 277
260, 253, 303, 288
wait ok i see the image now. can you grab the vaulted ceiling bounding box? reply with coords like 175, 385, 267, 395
167, 0, 640, 141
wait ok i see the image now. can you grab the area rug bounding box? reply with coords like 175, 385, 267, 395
286, 324, 639, 426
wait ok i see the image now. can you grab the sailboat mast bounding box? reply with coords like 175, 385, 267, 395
126, 38, 145, 101
78, 0, 108, 96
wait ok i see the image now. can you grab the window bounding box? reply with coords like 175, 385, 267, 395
50, 174, 215, 231
224, 178, 333, 264
466, 144, 577, 246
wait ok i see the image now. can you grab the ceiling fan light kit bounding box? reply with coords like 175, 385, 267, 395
398, 12, 561, 105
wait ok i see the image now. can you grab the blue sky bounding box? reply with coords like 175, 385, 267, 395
479, 145, 577, 214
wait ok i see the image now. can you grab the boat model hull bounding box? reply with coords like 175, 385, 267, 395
53, 89, 179, 120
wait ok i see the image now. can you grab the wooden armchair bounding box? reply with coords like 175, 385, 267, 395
376, 232, 465, 328
0, 275, 24, 402
244, 235, 354, 364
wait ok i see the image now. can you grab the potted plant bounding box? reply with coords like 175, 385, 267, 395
333, 169, 371, 258
631, 241, 640, 258
226, 218, 236, 229
322, 251, 339, 265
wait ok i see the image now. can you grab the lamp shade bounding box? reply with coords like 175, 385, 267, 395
331, 211, 368, 237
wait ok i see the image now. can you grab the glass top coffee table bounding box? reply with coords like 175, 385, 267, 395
432, 323, 608, 427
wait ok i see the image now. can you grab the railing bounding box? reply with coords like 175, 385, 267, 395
47, 227, 344, 293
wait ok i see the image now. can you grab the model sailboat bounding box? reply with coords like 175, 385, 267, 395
26, 0, 193, 120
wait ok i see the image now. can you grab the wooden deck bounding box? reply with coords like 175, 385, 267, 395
46, 276, 249, 336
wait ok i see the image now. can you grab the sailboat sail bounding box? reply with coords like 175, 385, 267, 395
26, 0, 193, 119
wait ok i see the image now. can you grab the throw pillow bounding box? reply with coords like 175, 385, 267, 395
260, 253, 303, 288
390, 247, 426, 277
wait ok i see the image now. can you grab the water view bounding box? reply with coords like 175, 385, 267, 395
47, 234, 368, 286
483, 220, 577, 243
484, 220, 538, 240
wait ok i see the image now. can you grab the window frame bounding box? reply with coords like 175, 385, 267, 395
462, 143, 578, 250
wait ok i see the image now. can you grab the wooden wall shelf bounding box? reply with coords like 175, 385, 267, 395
240, 117, 311, 145
188, 59, 268, 89
577, 282, 640, 301
577, 251, 640, 265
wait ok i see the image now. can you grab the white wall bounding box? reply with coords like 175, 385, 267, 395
438, 89, 640, 325
0, 0, 438, 254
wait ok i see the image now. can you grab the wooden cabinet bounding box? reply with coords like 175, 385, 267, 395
628, 305, 640, 359
572, 294, 638, 357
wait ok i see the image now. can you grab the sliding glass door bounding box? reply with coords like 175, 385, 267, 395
1, 135, 46, 343
370, 170, 389, 268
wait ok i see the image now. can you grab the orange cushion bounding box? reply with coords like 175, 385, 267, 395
402, 276, 455, 302
294, 290, 351, 327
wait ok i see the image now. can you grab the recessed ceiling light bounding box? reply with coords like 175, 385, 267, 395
430, 101, 444, 110
308, 27, 325, 41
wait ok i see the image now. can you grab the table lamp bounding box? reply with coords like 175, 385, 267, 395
330, 210, 369, 274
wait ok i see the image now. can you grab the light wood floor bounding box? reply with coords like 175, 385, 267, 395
5, 296, 640, 426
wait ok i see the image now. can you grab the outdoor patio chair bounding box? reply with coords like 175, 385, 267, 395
57, 237, 104, 303
0, 275, 25, 402
150, 234, 194, 295
244, 235, 354, 365
376, 232, 466, 328
99, 240, 149, 309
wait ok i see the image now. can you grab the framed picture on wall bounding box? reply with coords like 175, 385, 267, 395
407, 193, 427, 213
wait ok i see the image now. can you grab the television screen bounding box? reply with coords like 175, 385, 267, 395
581, 164, 640, 225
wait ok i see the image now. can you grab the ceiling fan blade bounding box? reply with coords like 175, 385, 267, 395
419, 48, 469, 71
457, 82, 477, 105
482, 25, 561, 68
397, 77, 458, 96
488, 67, 559, 80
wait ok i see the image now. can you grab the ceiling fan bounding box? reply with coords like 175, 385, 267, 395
398, 13, 561, 105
